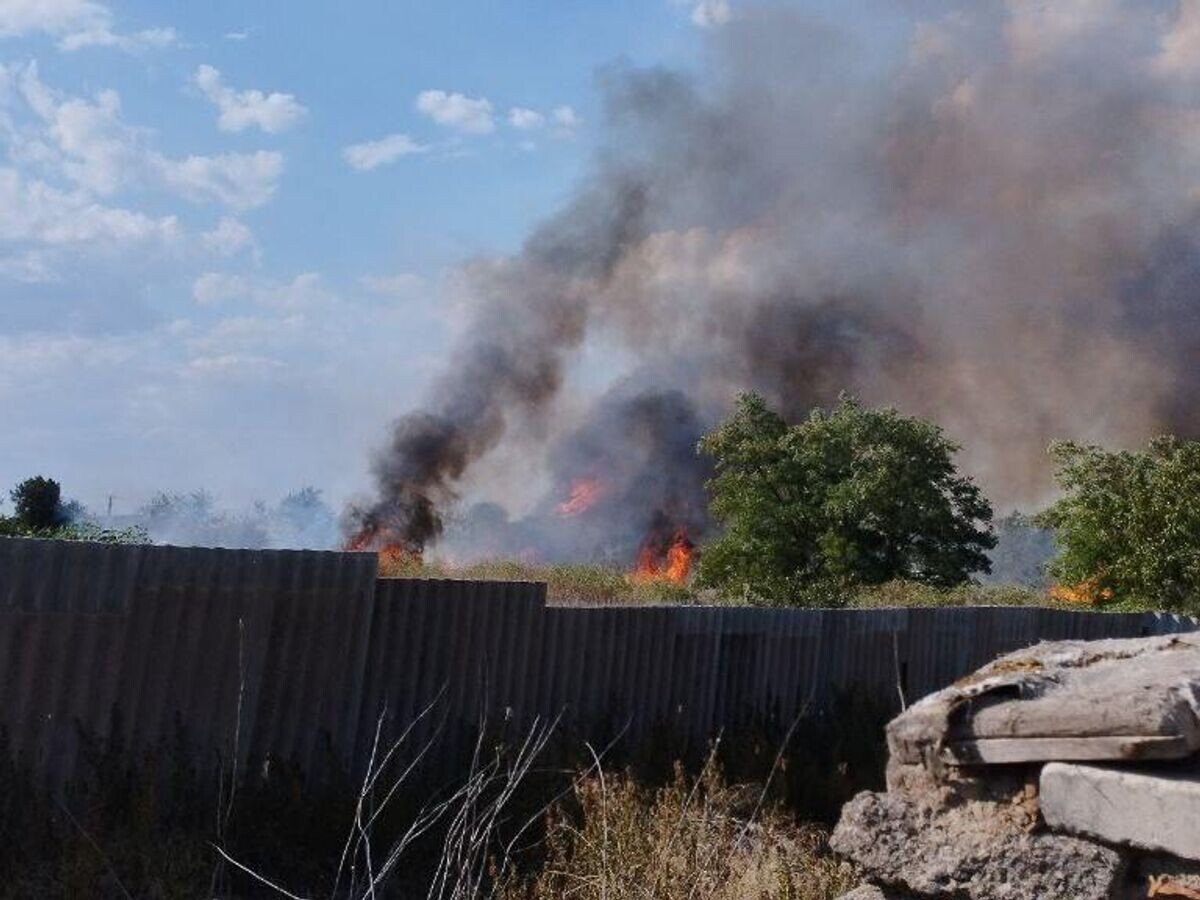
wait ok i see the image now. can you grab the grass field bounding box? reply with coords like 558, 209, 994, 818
377, 553, 1081, 609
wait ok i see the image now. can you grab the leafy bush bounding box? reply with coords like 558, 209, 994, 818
696, 393, 995, 606
1039, 437, 1200, 611
0, 475, 146, 544
9, 475, 65, 530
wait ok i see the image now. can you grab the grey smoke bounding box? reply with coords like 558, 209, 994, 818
125, 487, 338, 549
353, 1, 1200, 555
440, 380, 712, 564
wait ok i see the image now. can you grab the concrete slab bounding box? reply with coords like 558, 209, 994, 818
832, 789, 1126, 900
943, 734, 1192, 765
1041, 762, 1200, 862
888, 633, 1200, 767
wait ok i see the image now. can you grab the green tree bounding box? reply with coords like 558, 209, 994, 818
697, 393, 995, 605
1038, 437, 1200, 610
10, 476, 64, 530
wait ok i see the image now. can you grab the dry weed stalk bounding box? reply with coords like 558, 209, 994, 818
214, 695, 563, 900
503, 732, 856, 900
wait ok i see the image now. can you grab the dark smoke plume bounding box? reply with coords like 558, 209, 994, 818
351, 1, 1200, 555
436, 382, 712, 564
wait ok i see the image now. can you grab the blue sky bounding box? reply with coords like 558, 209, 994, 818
0, 0, 723, 513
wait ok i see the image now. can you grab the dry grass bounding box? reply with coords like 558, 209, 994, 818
380, 553, 1079, 611
845, 579, 1072, 610
500, 761, 857, 900
377, 555, 695, 605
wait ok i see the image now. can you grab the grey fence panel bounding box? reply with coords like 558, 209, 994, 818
4, 536, 1200, 786
0, 539, 378, 783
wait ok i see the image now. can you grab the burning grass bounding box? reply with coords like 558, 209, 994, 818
376, 552, 1103, 610
845, 579, 1079, 610
377, 554, 697, 605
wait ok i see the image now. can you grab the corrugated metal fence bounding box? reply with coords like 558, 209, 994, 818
2, 537, 1196, 783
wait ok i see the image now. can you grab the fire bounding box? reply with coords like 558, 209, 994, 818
557, 478, 605, 517
1048, 576, 1113, 606
629, 528, 694, 585
345, 524, 421, 567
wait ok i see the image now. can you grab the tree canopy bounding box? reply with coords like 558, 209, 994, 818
1, 476, 145, 543
9, 476, 64, 530
1038, 437, 1200, 611
696, 393, 995, 605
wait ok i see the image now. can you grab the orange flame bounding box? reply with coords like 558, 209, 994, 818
345, 525, 421, 567
557, 478, 605, 517
1048, 576, 1113, 605
630, 528, 694, 585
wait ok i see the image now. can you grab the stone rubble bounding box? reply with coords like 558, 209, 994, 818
831, 633, 1200, 900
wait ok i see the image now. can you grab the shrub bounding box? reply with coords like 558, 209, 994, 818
696, 393, 995, 606
1039, 437, 1200, 611
9, 476, 65, 530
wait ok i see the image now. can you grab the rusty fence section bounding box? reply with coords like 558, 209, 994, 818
1, 536, 1195, 783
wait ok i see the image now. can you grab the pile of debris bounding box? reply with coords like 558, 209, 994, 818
831, 632, 1200, 899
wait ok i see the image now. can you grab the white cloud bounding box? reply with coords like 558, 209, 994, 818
201, 217, 256, 257
508, 107, 545, 130
58, 25, 176, 52
192, 271, 246, 305
7, 61, 141, 195
155, 150, 284, 210
691, 0, 732, 28
259, 272, 332, 310
0, 0, 108, 39
360, 272, 425, 297
192, 271, 333, 310
506, 105, 578, 140
416, 89, 495, 134
224, 29, 253, 42
551, 105, 580, 137
342, 133, 426, 171
185, 352, 284, 381
192, 65, 307, 134
0, 332, 137, 383
4, 63, 281, 211
0, 0, 176, 52
0, 166, 178, 245
0, 249, 56, 283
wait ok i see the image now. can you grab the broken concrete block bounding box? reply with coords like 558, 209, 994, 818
831, 790, 1126, 900
888, 633, 1200, 768
1041, 762, 1200, 863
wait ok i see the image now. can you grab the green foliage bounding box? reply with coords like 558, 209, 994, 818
1, 476, 146, 544
1039, 437, 1200, 611
696, 393, 995, 605
9, 475, 64, 529
0, 518, 148, 544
